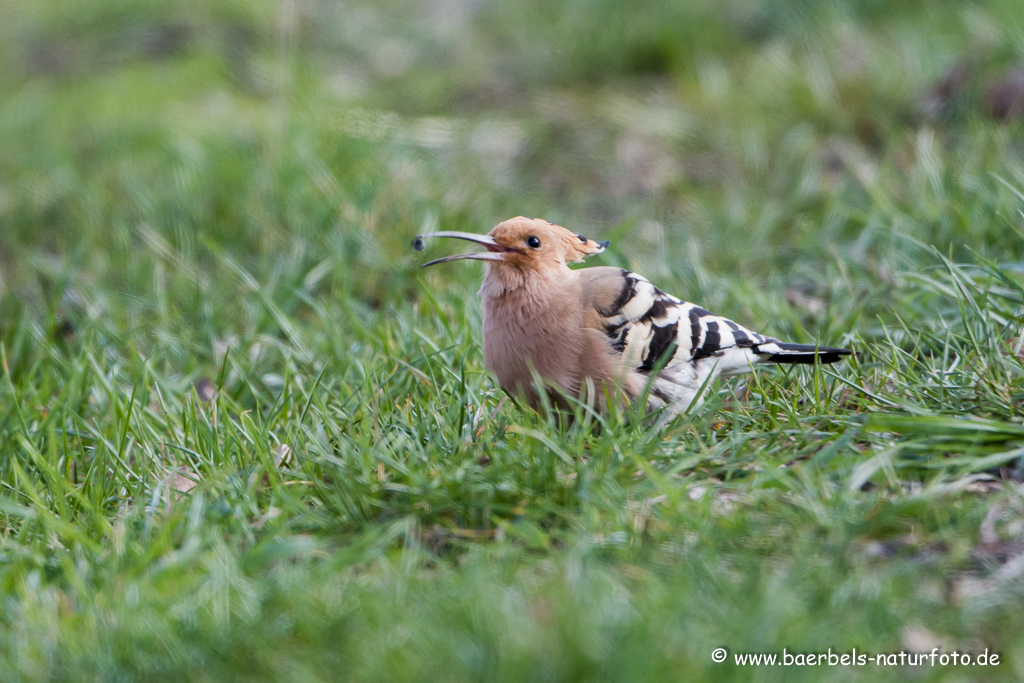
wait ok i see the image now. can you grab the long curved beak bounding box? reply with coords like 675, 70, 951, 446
414, 231, 513, 268
420, 252, 507, 267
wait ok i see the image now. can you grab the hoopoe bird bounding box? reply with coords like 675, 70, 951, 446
415, 216, 850, 415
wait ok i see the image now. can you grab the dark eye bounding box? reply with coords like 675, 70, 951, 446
577, 234, 587, 243
526, 236, 541, 249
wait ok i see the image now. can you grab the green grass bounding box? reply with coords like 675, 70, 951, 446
2, 0, 1024, 680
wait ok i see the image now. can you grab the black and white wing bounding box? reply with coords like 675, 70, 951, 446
583, 268, 849, 410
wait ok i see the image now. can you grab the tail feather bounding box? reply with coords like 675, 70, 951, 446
755, 341, 851, 365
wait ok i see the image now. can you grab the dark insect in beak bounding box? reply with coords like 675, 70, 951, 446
598, 240, 610, 248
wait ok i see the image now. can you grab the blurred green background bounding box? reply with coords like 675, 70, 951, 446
2, 0, 1024, 680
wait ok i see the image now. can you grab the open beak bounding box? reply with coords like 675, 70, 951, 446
414, 231, 514, 268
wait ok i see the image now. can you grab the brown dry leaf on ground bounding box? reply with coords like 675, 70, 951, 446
171, 468, 198, 494
251, 506, 282, 529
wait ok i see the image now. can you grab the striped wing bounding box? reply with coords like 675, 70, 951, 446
596, 270, 775, 377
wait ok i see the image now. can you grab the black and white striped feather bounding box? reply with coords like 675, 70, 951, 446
595, 270, 849, 411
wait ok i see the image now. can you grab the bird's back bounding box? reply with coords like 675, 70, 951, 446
579, 267, 849, 413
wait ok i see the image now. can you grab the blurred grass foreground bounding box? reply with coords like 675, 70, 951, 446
3, 0, 1024, 680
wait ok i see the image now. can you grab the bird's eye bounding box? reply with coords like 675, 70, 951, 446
577, 234, 587, 243
526, 236, 541, 249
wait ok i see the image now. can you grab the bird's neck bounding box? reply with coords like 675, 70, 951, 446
479, 264, 574, 301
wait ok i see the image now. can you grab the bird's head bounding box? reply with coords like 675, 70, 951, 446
415, 216, 608, 276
